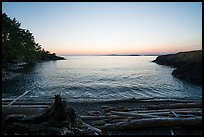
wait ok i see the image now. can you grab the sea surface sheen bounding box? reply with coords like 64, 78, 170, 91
2, 56, 202, 102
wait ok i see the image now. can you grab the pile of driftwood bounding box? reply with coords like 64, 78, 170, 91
80, 102, 202, 133
2, 93, 202, 135
2, 94, 102, 135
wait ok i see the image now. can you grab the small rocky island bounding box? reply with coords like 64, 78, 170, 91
153, 50, 202, 86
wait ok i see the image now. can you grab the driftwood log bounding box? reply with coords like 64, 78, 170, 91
7, 91, 30, 106
147, 102, 202, 110
2, 94, 101, 135
109, 110, 202, 118
110, 111, 164, 118
2, 95, 202, 135
96, 116, 202, 131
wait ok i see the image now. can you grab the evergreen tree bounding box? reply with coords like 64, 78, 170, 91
2, 13, 64, 67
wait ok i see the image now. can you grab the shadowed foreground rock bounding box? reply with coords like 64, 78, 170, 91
2, 95, 102, 135
153, 50, 202, 86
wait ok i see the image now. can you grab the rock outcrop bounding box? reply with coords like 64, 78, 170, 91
153, 50, 202, 86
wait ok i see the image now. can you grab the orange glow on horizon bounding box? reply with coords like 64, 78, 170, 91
51, 46, 202, 55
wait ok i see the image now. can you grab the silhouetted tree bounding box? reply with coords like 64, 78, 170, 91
2, 13, 64, 67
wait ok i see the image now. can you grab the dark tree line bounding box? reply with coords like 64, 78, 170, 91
2, 13, 64, 67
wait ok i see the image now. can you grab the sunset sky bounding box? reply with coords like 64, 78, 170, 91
2, 2, 202, 55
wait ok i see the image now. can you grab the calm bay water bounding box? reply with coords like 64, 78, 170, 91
2, 56, 202, 102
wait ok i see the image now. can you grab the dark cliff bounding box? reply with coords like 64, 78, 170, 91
153, 50, 202, 86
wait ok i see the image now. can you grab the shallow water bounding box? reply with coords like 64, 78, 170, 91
2, 56, 202, 102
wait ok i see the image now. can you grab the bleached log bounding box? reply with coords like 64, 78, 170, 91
132, 108, 201, 113
110, 111, 164, 118
136, 110, 201, 116
8, 91, 30, 106
171, 111, 179, 118
174, 110, 202, 115
109, 110, 201, 119
177, 114, 195, 118
2, 99, 13, 102
97, 116, 202, 131
135, 111, 199, 118
148, 102, 202, 109
107, 115, 125, 119
80, 115, 125, 120
134, 111, 171, 116
80, 115, 107, 120
82, 122, 102, 135
129, 108, 202, 116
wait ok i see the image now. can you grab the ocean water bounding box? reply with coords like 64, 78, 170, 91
2, 56, 202, 102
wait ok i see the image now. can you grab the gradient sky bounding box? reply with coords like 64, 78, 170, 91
2, 2, 202, 55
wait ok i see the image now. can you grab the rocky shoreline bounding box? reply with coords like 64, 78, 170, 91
2, 70, 21, 81
2, 57, 65, 82
152, 50, 202, 86
2, 62, 29, 81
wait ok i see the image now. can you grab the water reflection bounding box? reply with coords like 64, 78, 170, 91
2, 56, 202, 102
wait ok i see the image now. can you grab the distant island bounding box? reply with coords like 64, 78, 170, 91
141, 54, 162, 56
105, 54, 162, 56
2, 13, 65, 81
153, 50, 202, 86
105, 54, 140, 56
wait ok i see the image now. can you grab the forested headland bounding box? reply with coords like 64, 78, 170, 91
2, 13, 65, 68
2, 13, 65, 81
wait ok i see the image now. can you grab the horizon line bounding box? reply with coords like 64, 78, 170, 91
57, 49, 202, 56
58, 53, 169, 56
